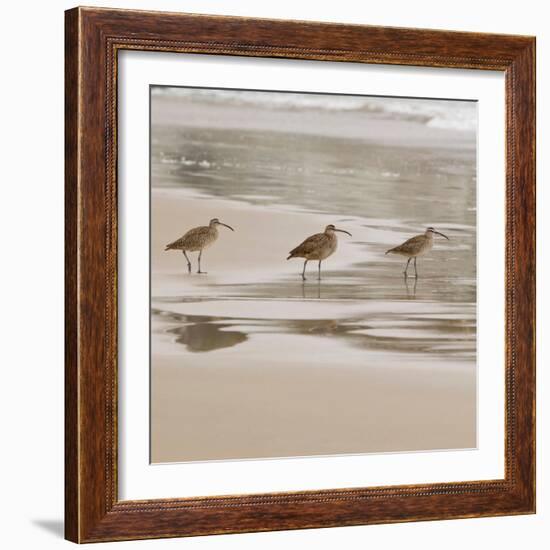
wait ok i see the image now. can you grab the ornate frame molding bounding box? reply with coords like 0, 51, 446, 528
65, 7, 535, 542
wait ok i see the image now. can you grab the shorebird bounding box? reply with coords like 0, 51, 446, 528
385, 227, 449, 277
287, 224, 352, 281
164, 218, 234, 274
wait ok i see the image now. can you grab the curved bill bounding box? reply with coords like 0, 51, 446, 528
219, 222, 235, 231
334, 228, 352, 236
434, 230, 449, 240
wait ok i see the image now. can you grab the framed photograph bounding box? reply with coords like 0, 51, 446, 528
65, 7, 535, 543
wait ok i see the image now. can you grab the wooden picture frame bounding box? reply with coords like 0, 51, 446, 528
65, 6, 536, 543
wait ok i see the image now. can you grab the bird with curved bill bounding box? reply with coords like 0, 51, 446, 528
165, 218, 234, 274
287, 224, 352, 281
385, 227, 449, 278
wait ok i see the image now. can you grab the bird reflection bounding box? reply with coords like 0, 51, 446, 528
168, 321, 247, 352
301, 280, 322, 299
154, 303, 474, 360
404, 275, 418, 299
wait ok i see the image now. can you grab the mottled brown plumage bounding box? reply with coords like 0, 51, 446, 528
287, 224, 352, 281
165, 226, 218, 252
386, 234, 431, 257
165, 218, 234, 274
385, 227, 449, 277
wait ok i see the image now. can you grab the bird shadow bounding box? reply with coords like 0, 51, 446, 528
31, 519, 64, 538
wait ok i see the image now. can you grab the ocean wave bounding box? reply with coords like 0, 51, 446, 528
152, 87, 477, 132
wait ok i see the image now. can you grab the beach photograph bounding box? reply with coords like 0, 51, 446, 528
150, 86, 477, 463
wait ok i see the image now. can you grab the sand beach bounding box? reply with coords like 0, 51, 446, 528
150, 88, 477, 462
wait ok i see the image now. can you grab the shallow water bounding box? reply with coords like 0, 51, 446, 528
153, 125, 476, 227
151, 123, 476, 354
149, 93, 477, 462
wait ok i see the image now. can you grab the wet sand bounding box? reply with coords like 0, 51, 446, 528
151, 191, 476, 463
152, 189, 360, 294
152, 351, 475, 462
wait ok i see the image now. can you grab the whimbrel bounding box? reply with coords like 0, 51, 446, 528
164, 218, 234, 274
287, 224, 352, 281
385, 227, 449, 277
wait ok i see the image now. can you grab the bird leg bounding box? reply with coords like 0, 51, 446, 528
182, 250, 192, 273
413, 257, 418, 278
197, 250, 207, 274
318, 260, 322, 280
302, 260, 308, 281
404, 257, 411, 277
